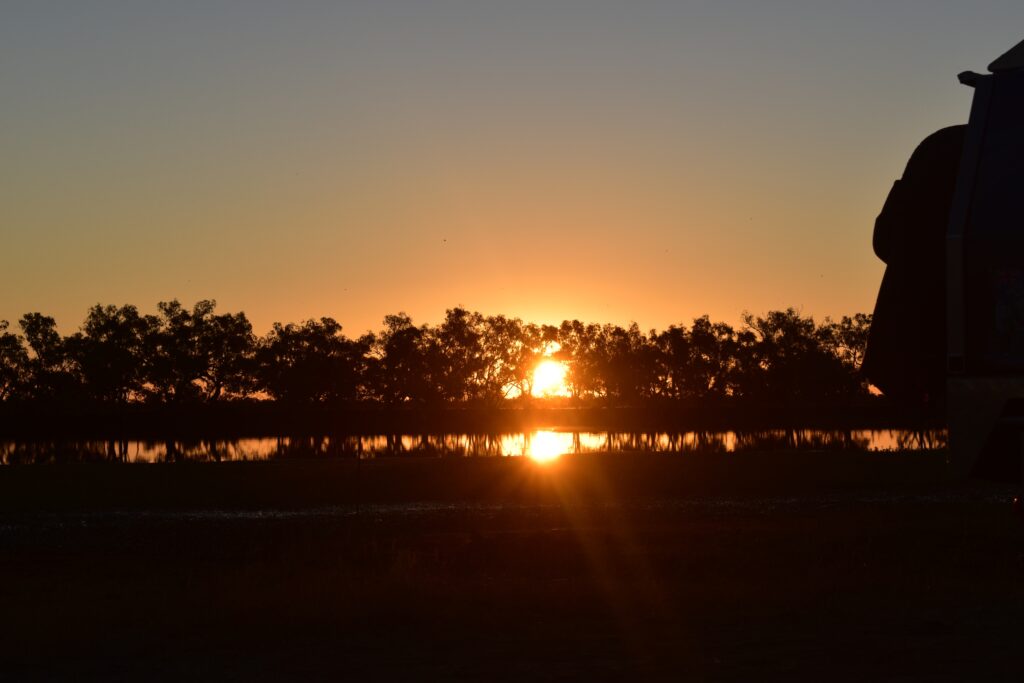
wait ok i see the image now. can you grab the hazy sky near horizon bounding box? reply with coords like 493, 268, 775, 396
3, 1, 1023, 335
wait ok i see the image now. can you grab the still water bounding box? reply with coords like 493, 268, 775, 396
0, 429, 946, 465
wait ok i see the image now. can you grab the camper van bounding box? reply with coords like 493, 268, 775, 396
865, 39, 1024, 481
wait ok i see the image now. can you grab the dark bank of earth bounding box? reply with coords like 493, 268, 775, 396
0, 398, 936, 441
1, 454, 1022, 681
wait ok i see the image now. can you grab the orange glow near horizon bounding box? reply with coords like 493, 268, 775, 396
7, 4, 1006, 337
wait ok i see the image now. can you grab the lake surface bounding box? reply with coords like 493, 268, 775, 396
0, 429, 946, 465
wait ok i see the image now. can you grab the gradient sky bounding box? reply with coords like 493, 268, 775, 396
3, 1, 1023, 336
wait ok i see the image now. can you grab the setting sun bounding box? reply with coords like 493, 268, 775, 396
532, 359, 570, 398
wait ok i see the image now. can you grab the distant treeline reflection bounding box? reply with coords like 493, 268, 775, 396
0, 430, 946, 465
0, 300, 872, 407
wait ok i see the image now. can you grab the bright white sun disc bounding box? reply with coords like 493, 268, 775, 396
531, 359, 569, 397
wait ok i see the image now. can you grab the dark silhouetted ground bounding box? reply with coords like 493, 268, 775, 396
1, 453, 1022, 681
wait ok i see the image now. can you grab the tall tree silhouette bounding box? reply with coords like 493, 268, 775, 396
19, 313, 77, 402
433, 307, 488, 401
740, 308, 859, 400
146, 300, 212, 402
258, 318, 364, 403
601, 323, 660, 402
67, 304, 153, 403
373, 313, 439, 404
820, 313, 872, 371
0, 321, 28, 401
200, 310, 257, 400
651, 325, 691, 399
685, 316, 737, 398
144, 300, 256, 402
557, 320, 605, 399
478, 315, 530, 401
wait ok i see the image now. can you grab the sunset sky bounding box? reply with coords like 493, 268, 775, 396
3, 2, 1023, 336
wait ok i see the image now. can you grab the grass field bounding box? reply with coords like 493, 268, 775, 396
1, 453, 1023, 681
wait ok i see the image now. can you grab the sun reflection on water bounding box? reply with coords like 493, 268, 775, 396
525, 430, 573, 463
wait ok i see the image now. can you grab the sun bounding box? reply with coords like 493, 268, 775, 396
532, 359, 570, 398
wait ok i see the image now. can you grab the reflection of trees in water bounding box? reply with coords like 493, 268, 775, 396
891, 430, 947, 451
603, 432, 730, 453
732, 430, 871, 452
158, 439, 260, 463
369, 433, 509, 458
0, 440, 135, 465
685, 432, 731, 452
271, 436, 339, 460
1, 438, 280, 464
595, 431, 875, 453
0, 428, 950, 464
267, 433, 511, 459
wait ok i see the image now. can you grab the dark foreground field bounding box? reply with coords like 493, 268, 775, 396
2, 453, 1023, 681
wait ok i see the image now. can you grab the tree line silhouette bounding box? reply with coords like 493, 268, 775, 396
0, 300, 872, 408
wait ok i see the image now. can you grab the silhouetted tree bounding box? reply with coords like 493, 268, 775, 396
144, 300, 256, 402
433, 307, 488, 401
651, 325, 689, 399
600, 323, 660, 402
258, 318, 364, 403
0, 301, 876, 409
199, 310, 257, 400
67, 304, 154, 403
145, 300, 213, 402
0, 321, 28, 401
372, 313, 440, 404
820, 313, 872, 370
685, 316, 737, 398
740, 308, 860, 400
558, 320, 606, 398
18, 313, 79, 402
478, 315, 530, 401
729, 326, 761, 397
